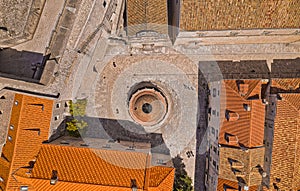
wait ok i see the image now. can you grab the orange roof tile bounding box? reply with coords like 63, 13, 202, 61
0, 94, 175, 191
12, 163, 174, 191
180, 0, 300, 31
217, 178, 258, 191
14, 175, 141, 191
219, 80, 265, 148
218, 147, 265, 187
272, 79, 300, 91
270, 93, 300, 190
0, 94, 54, 190
31, 144, 148, 188
149, 167, 175, 191
29, 144, 174, 190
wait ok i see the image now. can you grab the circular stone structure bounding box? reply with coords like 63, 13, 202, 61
128, 87, 168, 126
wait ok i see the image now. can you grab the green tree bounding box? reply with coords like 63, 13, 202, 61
172, 155, 193, 191
69, 99, 87, 117
66, 99, 88, 137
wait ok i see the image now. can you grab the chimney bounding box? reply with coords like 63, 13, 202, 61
243, 104, 251, 111
239, 84, 249, 96
50, 170, 58, 185
131, 179, 138, 191
225, 133, 239, 145
225, 110, 239, 121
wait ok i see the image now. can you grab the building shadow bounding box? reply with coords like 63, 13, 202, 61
66, 116, 169, 154
0, 48, 49, 83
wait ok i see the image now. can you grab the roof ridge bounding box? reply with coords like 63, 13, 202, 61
225, 81, 246, 101
245, 80, 260, 99
279, 94, 299, 112
155, 168, 175, 189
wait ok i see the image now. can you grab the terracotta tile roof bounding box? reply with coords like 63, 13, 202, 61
180, 0, 300, 31
219, 80, 265, 148
29, 144, 174, 190
0, 94, 54, 190
217, 178, 258, 191
272, 78, 300, 91
0, 94, 174, 191
149, 166, 175, 191
12, 165, 174, 191
218, 147, 265, 187
126, 0, 168, 35
14, 175, 140, 191
269, 93, 300, 190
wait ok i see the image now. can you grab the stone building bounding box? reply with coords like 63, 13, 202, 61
0, 93, 175, 190
206, 79, 267, 191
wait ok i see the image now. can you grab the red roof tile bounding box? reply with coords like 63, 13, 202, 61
219, 80, 265, 148
0, 94, 175, 191
270, 93, 300, 190
29, 144, 174, 190
217, 178, 258, 191
0, 94, 54, 190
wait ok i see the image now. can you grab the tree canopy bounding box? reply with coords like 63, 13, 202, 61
172, 155, 193, 191
66, 99, 88, 137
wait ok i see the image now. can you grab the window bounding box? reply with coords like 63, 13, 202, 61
213, 88, 216, 97
0, 176, 3, 182
8, 136, 12, 142
211, 127, 215, 135
213, 146, 217, 153
14, 101, 18, 105
212, 110, 216, 116
217, 111, 219, 116
213, 160, 216, 167
265, 157, 268, 162
54, 115, 59, 121
9, 125, 14, 130
103, 0, 107, 7
56, 103, 61, 108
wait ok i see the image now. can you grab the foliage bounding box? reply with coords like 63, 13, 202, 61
66, 118, 88, 137
69, 99, 87, 117
66, 99, 88, 137
172, 155, 193, 191
66, 119, 88, 131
